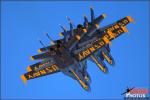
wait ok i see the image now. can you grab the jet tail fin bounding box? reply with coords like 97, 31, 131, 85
70, 68, 90, 91
90, 6, 95, 21
90, 55, 108, 73
102, 47, 115, 65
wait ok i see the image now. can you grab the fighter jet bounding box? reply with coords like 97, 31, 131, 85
21, 7, 134, 91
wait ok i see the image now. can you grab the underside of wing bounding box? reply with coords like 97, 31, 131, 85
74, 25, 130, 61
21, 64, 60, 83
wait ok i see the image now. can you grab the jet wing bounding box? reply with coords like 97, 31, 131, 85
74, 25, 129, 61
21, 64, 60, 83
73, 16, 134, 61
100, 16, 134, 32
76, 16, 133, 51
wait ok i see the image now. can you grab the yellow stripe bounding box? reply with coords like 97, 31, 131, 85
102, 51, 113, 64
90, 55, 106, 72
30, 56, 34, 60
75, 35, 81, 40
20, 75, 27, 84
70, 69, 88, 90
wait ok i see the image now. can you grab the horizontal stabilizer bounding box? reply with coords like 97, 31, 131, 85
101, 16, 134, 32
30, 52, 53, 60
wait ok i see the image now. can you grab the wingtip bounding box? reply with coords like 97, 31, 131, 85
102, 14, 106, 18
20, 75, 27, 84
30, 56, 34, 60
59, 32, 63, 36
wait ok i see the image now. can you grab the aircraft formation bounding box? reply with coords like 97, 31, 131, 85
21, 7, 134, 91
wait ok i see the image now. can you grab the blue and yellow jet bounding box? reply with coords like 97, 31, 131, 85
21, 7, 134, 91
